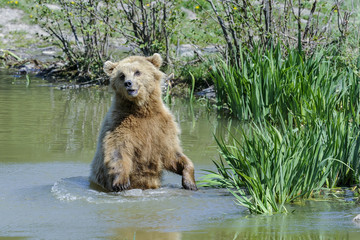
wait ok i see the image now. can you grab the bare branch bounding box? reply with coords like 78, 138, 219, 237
207, 0, 234, 62
303, 0, 317, 40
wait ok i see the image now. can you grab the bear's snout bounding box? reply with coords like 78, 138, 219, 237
124, 80, 139, 97
124, 80, 133, 88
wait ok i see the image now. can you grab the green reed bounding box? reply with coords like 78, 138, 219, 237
211, 44, 359, 125
189, 72, 196, 103
205, 45, 360, 214
202, 115, 360, 214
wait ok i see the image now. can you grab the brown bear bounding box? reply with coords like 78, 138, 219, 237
90, 53, 197, 192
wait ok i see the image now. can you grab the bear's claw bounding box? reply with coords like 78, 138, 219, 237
182, 179, 198, 191
112, 180, 130, 191
112, 176, 130, 192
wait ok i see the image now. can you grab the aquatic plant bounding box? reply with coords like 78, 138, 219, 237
202, 114, 360, 214
212, 44, 359, 124
206, 45, 360, 214
25, 74, 31, 87
189, 72, 196, 103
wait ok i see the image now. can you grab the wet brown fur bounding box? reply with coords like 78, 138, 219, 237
90, 54, 197, 191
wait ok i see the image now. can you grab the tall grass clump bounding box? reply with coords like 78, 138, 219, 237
211, 44, 359, 124
203, 114, 360, 214
206, 44, 360, 214
205, 121, 331, 214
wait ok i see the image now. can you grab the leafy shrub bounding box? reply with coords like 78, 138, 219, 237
175, 59, 213, 90
33, 0, 182, 81
206, 0, 358, 65
103, 0, 180, 62
33, 0, 111, 82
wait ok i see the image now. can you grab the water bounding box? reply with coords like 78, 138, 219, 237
1, 70, 360, 239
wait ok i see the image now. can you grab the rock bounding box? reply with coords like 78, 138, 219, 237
181, 7, 197, 20
175, 44, 220, 58
177, 44, 195, 58
44, 4, 62, 11
202, 45, 219, 54
16, 61, 42, 74
55, 62, 65, 68
42, 50, 57, 56
196, 85, 215, 99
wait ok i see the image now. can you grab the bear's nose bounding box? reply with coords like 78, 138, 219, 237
124, 80, 133, 88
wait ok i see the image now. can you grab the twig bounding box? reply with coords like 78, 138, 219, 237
207, 0, 234, 63
303, 0, 317, 40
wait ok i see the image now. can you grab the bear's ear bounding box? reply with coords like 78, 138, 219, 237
146, 53, 162, 68
104, 61, 117, 76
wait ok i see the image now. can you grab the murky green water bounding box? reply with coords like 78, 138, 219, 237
1, 70, 360, 239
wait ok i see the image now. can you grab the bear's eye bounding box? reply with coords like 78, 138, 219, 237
134, 70, 141, 77
118, 73, 125, 81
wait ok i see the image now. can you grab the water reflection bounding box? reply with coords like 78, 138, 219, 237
108, 226, 358, 240
0, 72, 111, 163
216, 200, 360, 240
109, 229, 181, 240
169, 98, 244, 167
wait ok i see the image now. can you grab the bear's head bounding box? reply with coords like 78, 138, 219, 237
103, 53, 164, 106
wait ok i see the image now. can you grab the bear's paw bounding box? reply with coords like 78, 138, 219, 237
182, 178, 198, 191
112, 174, 131, 192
